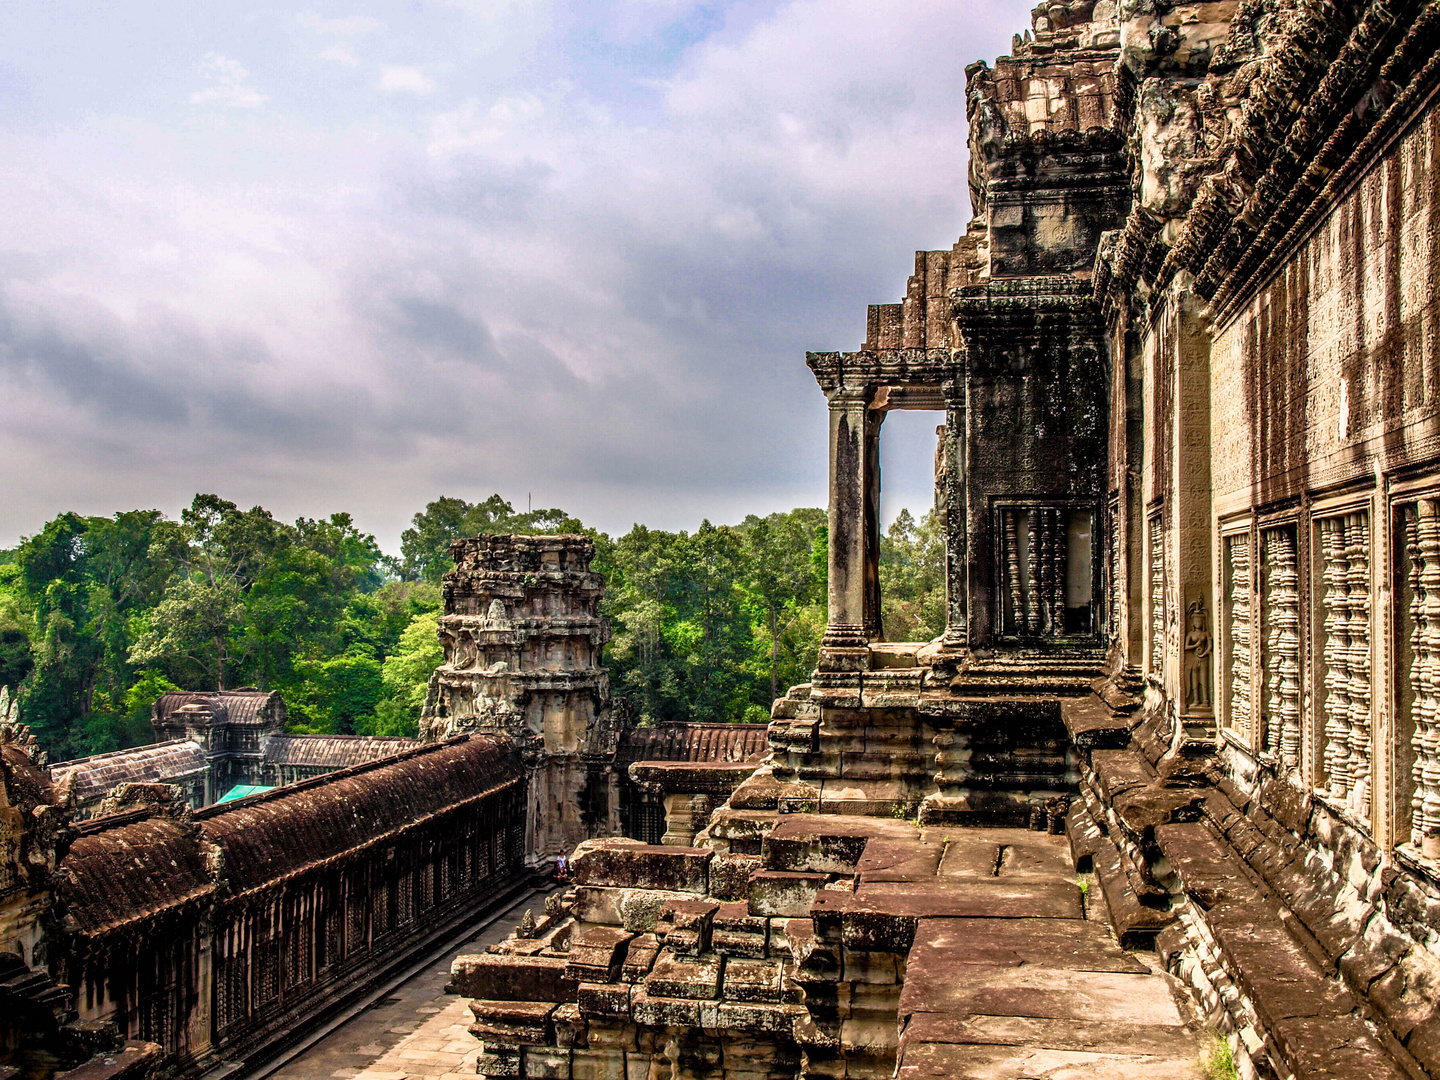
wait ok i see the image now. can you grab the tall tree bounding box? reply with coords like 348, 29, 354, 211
737, 509, 826, 706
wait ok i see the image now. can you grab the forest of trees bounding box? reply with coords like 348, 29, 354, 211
0, 493, 945, 762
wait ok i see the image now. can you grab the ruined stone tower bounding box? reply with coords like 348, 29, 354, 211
421, 534, 619, 865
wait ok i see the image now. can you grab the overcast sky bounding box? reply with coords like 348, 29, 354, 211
0, 0, 1029, 553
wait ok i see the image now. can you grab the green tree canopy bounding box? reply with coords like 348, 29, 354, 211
399, 494, 584, 583
3, 493, 835, 758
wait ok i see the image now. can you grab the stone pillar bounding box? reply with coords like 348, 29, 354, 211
941, 386, 969, 645
1170, 286, 1214, 740
824, 390, 883, 650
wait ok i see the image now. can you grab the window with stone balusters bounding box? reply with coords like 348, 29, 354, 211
1313, 510, 1373, 822
995, 502, 1098, 640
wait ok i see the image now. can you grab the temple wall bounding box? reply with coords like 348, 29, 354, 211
1212, 101, 1440, 517
1206, 94, 1440, 849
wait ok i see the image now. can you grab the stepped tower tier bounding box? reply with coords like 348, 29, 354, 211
422, 534, 621, 865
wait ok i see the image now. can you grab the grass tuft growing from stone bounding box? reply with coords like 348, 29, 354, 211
1200, 1031, 1238, 1080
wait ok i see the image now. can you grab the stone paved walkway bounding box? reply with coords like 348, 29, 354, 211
275, 890, 549, 1080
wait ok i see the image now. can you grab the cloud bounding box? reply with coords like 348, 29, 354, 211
188, 53, 268, 108
0, 0, 1032, 550
319, 42, 359, 67
378, 66, 437, 95
297, 12, 384, 36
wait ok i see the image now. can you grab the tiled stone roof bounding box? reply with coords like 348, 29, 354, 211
60, 735, 521, 935
203, 735, 521, 896
261, 733, 418, 769
618, 723, 768, 764
50, 741, 206, 806
154, 689, 282, 726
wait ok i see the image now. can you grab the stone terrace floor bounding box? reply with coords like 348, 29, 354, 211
275, 889, 547, 1080
888, 827, 1204, 1078
281, 827, 1207, 1079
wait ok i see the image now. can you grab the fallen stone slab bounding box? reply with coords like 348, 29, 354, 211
619, 932, 661, 984
855, 836, 945, 882
814, 880, 1083, 953
1092, 836, 1173, 945
645, 948, 723, 1000
1270, 1014, 1412, 1080
467, 1000, 558, 1045
1205, 903, 1354, 1030
564, 926, 633, 983
1089, 750, 1155, 802
852, 879, 1084, 920
1154, 822, 1258, 908
1059, 695, 1133, 749
761, 813, 919, 874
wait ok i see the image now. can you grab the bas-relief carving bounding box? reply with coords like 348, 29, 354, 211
1183, 594, 1213, 713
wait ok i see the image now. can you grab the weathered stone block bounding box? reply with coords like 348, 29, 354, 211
722, 957, 786, 1003
476, 1044, 521, 1079
570, 1047, 627, 1080
566, 926, 634, 983
711, 853, 761, 900
468, 1000, 558, 1044
572, 843, 712, 893
578, 981, 633, 1019
658, 899, 718, 956
586, 1019, 639, 1051
645, 948, 723, 1000
521, 1048, 572, 1080
748, 870, 828, 918
449, 954, 577, 1003
620, 932, 661, 983
1369, 945, 1440, 1040
552, 1002, 587, 1049
713, 901, 769, 957
630, 989, 702, 1027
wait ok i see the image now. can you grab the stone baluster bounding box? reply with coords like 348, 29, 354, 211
1109, 506, 1121, 641
1150, 525, 1165, 677
1048, 508, 1064, 636
1345, 512, 1372, 817
1413, 500, 1440, 849
1027, 511, 1040, 636
1005, 510, 1022, 636
1320, 516, 1351, 800
1264, 528, 1301, 770
1228, 535, 1252, 740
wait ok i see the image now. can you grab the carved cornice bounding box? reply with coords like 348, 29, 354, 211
1203, 2, 1440, 318
806, 348, 958, 396
952, 278, 1101, 336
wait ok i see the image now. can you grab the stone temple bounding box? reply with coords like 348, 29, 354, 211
7, 0, 1440, 1077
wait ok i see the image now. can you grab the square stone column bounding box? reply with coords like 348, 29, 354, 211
823, 390, 884, 652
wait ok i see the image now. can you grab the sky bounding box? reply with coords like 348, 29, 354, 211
0, 0, 1030, 554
